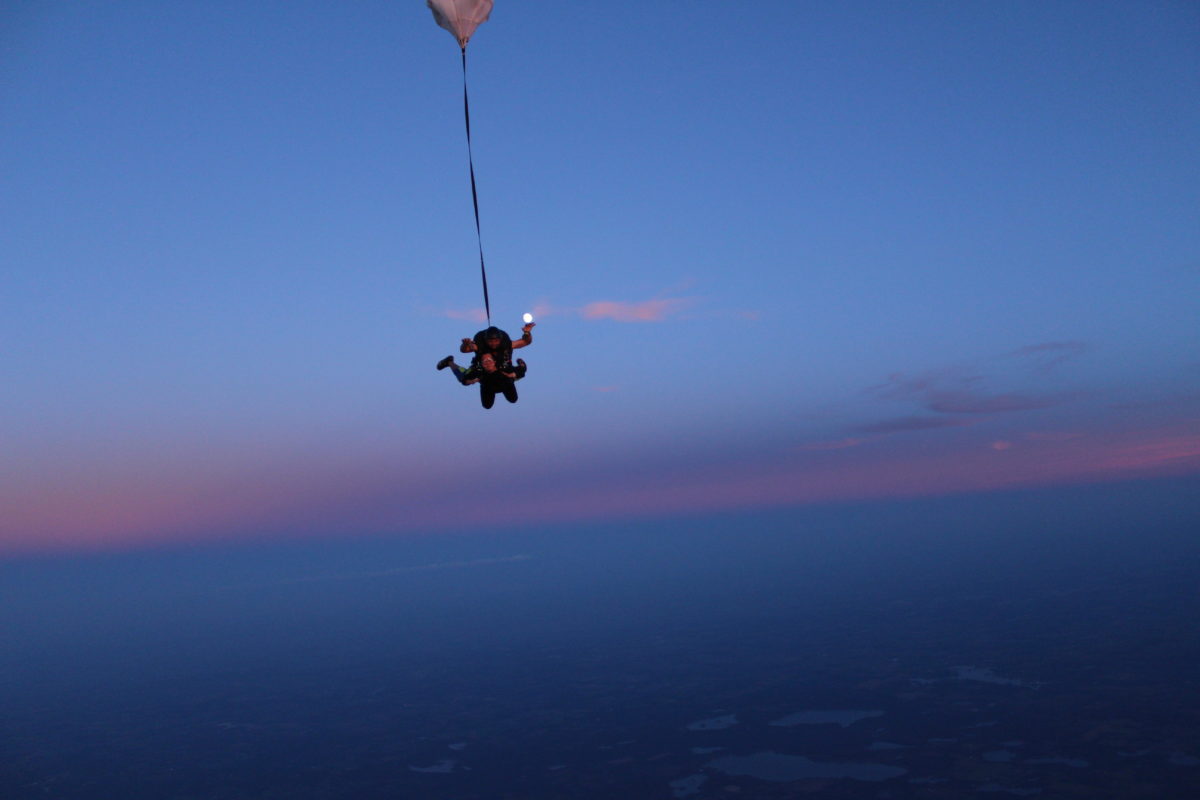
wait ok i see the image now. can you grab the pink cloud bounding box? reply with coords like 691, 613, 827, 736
443, 307, 487, 322
581, 298, 690, 322
1090, 434, 1200, 471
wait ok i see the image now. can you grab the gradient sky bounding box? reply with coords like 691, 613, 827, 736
3, 1, 1198, 555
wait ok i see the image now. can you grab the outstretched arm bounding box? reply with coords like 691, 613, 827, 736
511, 322, 535, 349
460, 338, 477, 353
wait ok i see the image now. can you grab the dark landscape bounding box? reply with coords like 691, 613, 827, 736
4, 478, 1198, 798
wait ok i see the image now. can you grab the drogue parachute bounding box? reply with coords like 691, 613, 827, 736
427, 0, 496, 323
427, 0, 493, 49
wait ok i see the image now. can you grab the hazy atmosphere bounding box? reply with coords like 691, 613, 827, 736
3, 2, 1199, 797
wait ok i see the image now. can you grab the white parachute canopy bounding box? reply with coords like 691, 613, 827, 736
427, 0, 493, 49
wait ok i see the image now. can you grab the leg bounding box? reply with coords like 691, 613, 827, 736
502, 381, 518, 404
449, 362, 481, 386
439, 357, 465, 382
480, 386, 496, 409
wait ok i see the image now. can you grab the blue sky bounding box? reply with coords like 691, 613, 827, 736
2, 1, 1198, 553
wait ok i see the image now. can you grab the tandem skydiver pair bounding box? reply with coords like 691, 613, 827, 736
437, 320, 534, 409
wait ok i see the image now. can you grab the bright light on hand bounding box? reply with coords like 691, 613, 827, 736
523, 313, 533, 324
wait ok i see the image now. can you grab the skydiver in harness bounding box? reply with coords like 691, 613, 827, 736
437, 322, 534, 408
458, 351, 527, 408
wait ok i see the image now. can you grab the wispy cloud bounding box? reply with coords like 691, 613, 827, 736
869, 369, 977, 402
1091, 434, 1200, 471
927, 391, 1062, 414
443, 307, 487, 322
853, 416, 975, 434
581, 298, 691, 323
220, 555, 533, 590
797, 437, 867, 451
1023, 431, 1084, 442
869, 345, 1077, 417
1008, 341, 1089, 371
481, 297, 698, 323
